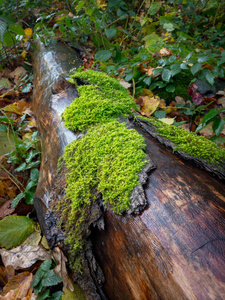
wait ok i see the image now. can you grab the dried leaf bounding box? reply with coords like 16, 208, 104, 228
1, 272, 33, 299
2, 104, 23, 115
41, 236, 50, 250
175, 96, 185, 105
139, 96, 160, 117
159, 47, 172, 57
199, 121, 214, 138
17, 99, 33, 114
0, 244, 51, 270
217, 96, 225, 107
0, 266, 15, 286
0, 200, 15, 220
21, 231, 42, 247
53, 247, 74, 291
140, 89, 154, 97
0, 78, 11, 90
160, 117, 175, 125
119, 80, 131, 89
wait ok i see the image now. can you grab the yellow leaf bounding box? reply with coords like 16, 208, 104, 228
160, 118, 175, 125
140, 89, 154, 97
24, 28, 32, 38
21, 50, 26, 58
2, 104, 23, 115
141, 96, 160, 117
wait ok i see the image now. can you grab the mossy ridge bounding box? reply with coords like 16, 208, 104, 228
138, 116, 225, 165
59, 121, 147, 266
62, 70, 138, 132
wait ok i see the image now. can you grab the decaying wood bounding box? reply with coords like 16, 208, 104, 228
33, 42, 225, 300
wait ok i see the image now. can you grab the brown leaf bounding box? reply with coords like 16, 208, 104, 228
0, 200, 15, 220
217, 96, 225, 107
140, 96, 160, 117
159, 47, 172, 57
0, 244, 51, 270
175, 96, 185, 105
53, 247, 74, 291
0, 266, 15, 287
1, 272, 33, 298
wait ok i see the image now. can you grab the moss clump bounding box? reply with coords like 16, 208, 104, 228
130, 48, 157, 67
138, 116, 225, 165
58, 70, 148, 270
59, 121, 147, 267
62, 70, 138, 132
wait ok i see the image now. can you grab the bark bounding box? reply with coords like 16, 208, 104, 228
33, 42, 225, 300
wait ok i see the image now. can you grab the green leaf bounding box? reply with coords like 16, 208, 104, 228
217, 51, 225, 66
3, 31, 14, 47
95, 50, 112, 61
15, 162, 27, 172
37, 290, 50, 300
9, 24, 24, 35
0, 216, 35, 249
41, 269, 62, 287
213, 66, 224, 78
11, 192, 25, 208
25, 150, 40, 163
170, 64, 181, 76
168, 55, 177, 63
153, 68, 163, 75
197, 56, 210, 63
0, 116, 14, 124
166, 84, 175, 93
125, 73, 133, 82
105, 28, 117, 39
22, 83, 32, 93
163, 23, 174, 32
162, 69, 171, 82
26, 160, 40, 170
32, 260, 52, 288
140, 53, 148, 61
205, 70, 215, 86
49, 291, 64, 300
212, 118, 225, 136
184, 51, 193, 60
30, 168, 39, 182
149, 82, 158, 90
143, 77, 151, 85
25, 188, 36, 204
154, 110, 166, 119
196, 108, 219, 133
0, 124, 8, 131
180, 63, 188, 70
191, 63, 202, 75
148, 2, 161, 15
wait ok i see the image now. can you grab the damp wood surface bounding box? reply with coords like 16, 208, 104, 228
32, 42, 225, 300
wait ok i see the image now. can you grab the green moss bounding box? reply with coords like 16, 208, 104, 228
130, 48, 157, 67
59, 121, 147, 268
62, 70, 138, 132
138, 116, 225, 165
58, 70, 148, 270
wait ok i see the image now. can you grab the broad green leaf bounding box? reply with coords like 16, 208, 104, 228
0, 124, 8, 131
154, 110, 166, 119
25, 188, 36, 204
212, 118, 225, 136
125, 73, 133, 82
25, 150, 40, 163
105, 28, 117, 39
140, 53, 148, 61
153, 68, 163, 75
205, 70, 215, 86
11, 192, 25, 208
148, 2, 161, 15
166, 84, 175, 93
3, 31, 14, 47
49, 291, 64, 300
36, 289, 50, 300
95, 50, 112, 61
217, 51, 225, 66
196, 109, 219, 133
163, 23, 174, 32
177, 31, 193, 40
143, 77, 151, 85
213, 66, 224, 78
191, 63, 202, 75
41, 269, 62, 287
180, 63, 188, 70
157, 81, 166, 88
170, 64, 181, 76
197, 56, 210, 63
26, 160, 40, 170
9, 24, 24, 35
30, 168, 39, 182
0, 216, 35, 249
184, 51, 193, 60
162, 69, 171, 82
15, 162, 27, 172
22, 83, 32, 93
0, 116, 14, 124
168, 55, 177, 63
31, 260, 52, 288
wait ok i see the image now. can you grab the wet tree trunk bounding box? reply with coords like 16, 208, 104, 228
33, 42, 225, 300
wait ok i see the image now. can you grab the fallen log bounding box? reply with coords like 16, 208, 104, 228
33, 42, 225, 300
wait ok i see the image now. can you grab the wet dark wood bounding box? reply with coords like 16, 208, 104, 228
33, 42, 225, 300
92, 126, 225, 300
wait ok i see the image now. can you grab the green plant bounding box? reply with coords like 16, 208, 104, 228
196, 108, 225, 136
31, 260, 63, 300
